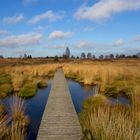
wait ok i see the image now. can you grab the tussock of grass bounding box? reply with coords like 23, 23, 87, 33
11, 96, 29, 126
0, 96, 28, 140
19, 81, 37, 98
83, 95, 107, 110
0, 73, 13, 98
37, 80, 48, 88
80, 100, 140, 140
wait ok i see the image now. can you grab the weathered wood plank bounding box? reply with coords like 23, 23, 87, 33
37, 69, 83, 140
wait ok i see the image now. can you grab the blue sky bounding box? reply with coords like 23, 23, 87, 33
0, 0, 140, 57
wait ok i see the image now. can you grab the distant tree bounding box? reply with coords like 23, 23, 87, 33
28, 55, 32, 59
105, 55, 109, 59
110, 54, 114, 59
87, 52, 92, 59
24, 54, 28, 58
76, 56, 79, 59
54, 55, 59, 61
120, 54, 126, 58
137, 53, 140, 58
0, 55, 4, 58
92, 55, 96, 59
99, 55, 104, 59
46, 56, 49, 59
132, 55, 138, 58
116, 54, 120, 59
81, 52, 86, 59
65, 47, 70, 58
71, 55, 75, 59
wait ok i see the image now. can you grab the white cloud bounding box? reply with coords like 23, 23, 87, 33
74, 0, 140, 22
22, 0, 38, 5
134, 35, 140, 41
113, 39, 124, 46
76, 41, 94, 48
0, 29, 8, 35
0, 32, 42, 47
28, 10, 62, 24
48, 30, 73, 40
3, 14, 25, 24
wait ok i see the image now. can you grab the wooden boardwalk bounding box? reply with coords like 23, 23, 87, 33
37, 69, 83, 140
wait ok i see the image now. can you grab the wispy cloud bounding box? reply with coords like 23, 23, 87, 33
22, 0, 38, 5
0, 32, 42, 47
48, 30, 73, 40
74, 0, 140, 22
75, 39, 125, 50
3, 14, 25, 24
134, 35, 140, 42
113, 39, 125, 47
28, 10, 63, 24
0, 29, 9, 35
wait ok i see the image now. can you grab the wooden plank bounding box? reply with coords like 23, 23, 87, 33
37, 69, 83, 140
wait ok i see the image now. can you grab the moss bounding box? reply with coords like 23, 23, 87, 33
19, 81, 37, 98
0, 84, 14, 98
104, 85, 118, 98
83, 95, 107, 110
0, 73, 12, 84
37, 80, 48, 88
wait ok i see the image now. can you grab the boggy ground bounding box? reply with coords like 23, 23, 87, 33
0, 58, 140, 140
63, 59, 140, 140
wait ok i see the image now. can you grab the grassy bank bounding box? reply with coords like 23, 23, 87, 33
63, 60, 140, 98
0, 63, 60, 98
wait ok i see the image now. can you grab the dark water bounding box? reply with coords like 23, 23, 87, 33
1, 79, 130, 140
67, 79, 130, 113
2, 80, 52, 140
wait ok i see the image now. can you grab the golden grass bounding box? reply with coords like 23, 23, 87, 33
0, 63, 60, 98
63, 60, 140, 140
11, 96, 29, 126
0, 96, 28, 140
63, 60, 140, 94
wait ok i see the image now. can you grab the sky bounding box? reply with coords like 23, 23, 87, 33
0, 0, 140, 57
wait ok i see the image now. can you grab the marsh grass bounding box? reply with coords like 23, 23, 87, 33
11, 96, 29, 126
19, 81, 37, 98
63, 60, 140, 140
0, 96, 28, 140
63, 61, 140, 97
80, 100, 140, 140
0, 73, 13, 98
0, 63, 60, 98
10, 122, 26, 140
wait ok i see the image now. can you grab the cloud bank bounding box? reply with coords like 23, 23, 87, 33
3, 14, 25, 24
28, 10, 62, 24
75, 0, 140, 22
48, 30, 73, 40
0, 32, 42, 47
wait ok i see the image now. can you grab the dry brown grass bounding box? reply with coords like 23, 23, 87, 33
0, 96, 28, 140
63, 60, 140, 93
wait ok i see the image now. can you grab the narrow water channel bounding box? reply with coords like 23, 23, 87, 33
1, 79, 130, 140
2, 80, 52, 140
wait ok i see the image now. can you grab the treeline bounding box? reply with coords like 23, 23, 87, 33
0, 48, 140, 60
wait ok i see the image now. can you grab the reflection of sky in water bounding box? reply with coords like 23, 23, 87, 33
67, 79, 130, 113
